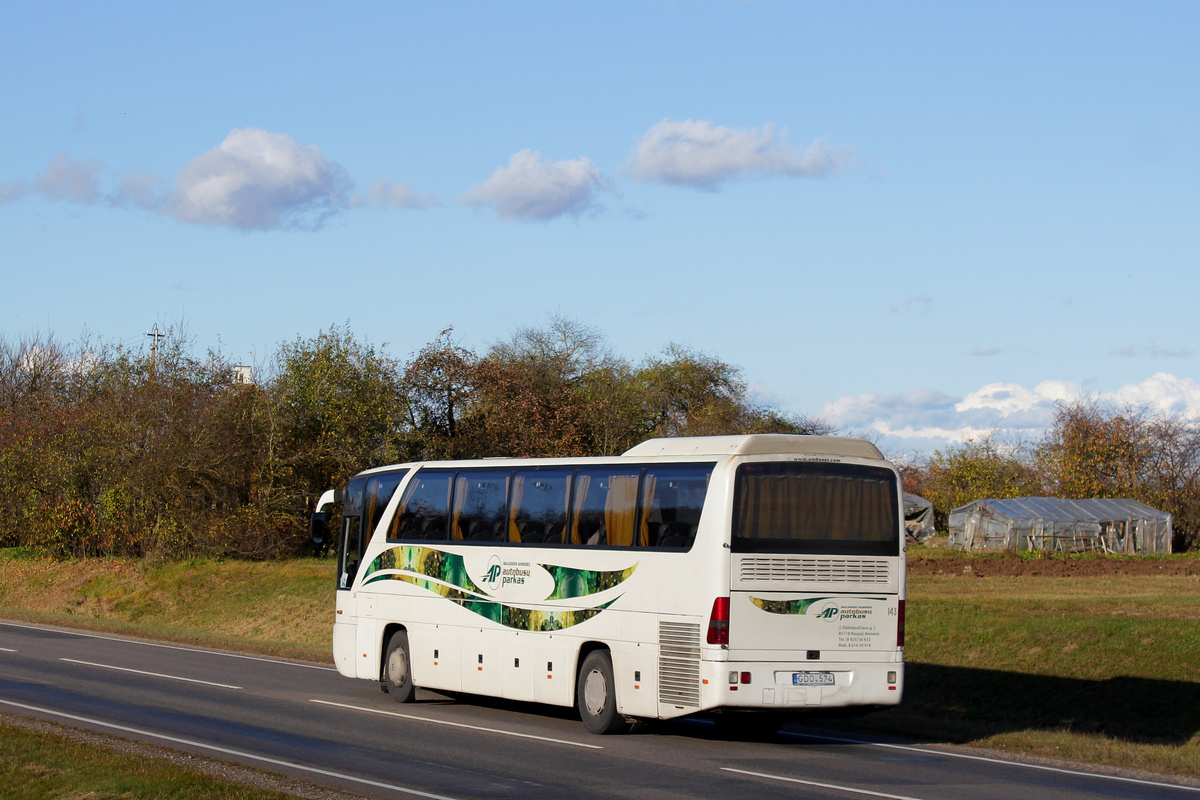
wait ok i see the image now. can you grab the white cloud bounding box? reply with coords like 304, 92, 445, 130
748, 382, 783, 408
0, 179, 29, 204
888, 294, 932, 316
2, 130, 434, 230
359, 179, 439, 209
1105, 372, 1200, 418
627, 119, 852, 189
820, 373, 1200, 455
35, 154, 103, 203
113, 172, 166, 210
1110, 340, 1193, 358
169, 128, 351, 230
461, 149, 609, 221
955, 382, 1062, 417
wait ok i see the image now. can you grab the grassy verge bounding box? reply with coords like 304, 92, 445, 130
0, 716, 305, 800
0, 552, 332, 662
1, 548, 1198, 780
844, 547, 1200, 777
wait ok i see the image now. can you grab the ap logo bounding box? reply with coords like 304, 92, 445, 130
481, 556, 502, 590
815, 601, 841, 622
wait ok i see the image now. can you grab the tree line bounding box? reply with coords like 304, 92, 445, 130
902, 402, 1200, 551
0, 318, 826, 559
3, 317, 1196, 558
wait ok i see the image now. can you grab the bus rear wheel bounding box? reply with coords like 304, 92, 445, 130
577, 650, 625, 734
383, 630, 414, 704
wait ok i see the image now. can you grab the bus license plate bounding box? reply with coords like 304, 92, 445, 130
793, 672, 834, 686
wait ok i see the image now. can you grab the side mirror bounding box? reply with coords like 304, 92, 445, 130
310, 509, 330, 544
310, 489, 338, 545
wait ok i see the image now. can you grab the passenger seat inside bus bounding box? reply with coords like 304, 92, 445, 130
465, 520, 503, 541
517, 521, 546, 543
656, 522, 695, 548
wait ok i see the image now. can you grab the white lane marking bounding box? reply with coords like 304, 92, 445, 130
0, 647, 16, 652
310, 699, 604, 750
723, 768, 928, 800
782, 730, 1200, 794
0, 619, 335, 671
60, 658, 242, 690
0, 698, 461, 800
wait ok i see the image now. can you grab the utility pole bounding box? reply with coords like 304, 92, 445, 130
146, 324, 166, 374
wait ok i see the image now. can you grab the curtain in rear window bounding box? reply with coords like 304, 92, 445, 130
733, 462, 899, 555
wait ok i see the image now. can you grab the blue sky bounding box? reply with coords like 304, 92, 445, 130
3, 1, 1198, 456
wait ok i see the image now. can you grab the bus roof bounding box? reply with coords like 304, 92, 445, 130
348, 435, 886, 481
621, 434, 884, 460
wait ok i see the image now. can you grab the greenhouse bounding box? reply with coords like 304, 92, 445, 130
948, 497, 1172, 554
904, 493, 936, 543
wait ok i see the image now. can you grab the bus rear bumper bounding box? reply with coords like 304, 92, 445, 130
700, 659, 903, 711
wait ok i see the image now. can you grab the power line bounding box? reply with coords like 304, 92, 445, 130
146, 324, 167, 372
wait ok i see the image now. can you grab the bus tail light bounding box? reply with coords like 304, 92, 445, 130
707, 597, 730, 645
897, 599, 906, 647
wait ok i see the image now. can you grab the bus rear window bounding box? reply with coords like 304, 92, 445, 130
732, 462, 899, 555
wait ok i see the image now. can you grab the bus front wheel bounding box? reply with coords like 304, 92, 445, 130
383, 630, 414, 704
577, 650, 624, 734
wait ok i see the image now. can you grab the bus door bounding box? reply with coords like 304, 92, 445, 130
346, 472, 408, 679
338, 477, 367, 591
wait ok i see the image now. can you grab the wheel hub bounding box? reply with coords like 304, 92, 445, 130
389, 648, 408, 686
583, 668, 607, 715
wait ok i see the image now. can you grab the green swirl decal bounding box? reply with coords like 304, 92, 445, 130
542, 564, 638, 600
362, 546, 486, 597
362, 545, 637, 602
461, 597, 618, 631
750, 596, 889, 615
377, 573, 477, 602
751, 597, 828, 615
358, 545, 635, 631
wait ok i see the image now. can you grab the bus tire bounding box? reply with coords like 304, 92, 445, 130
577, 650, 624, 734
383, 630, 415, 704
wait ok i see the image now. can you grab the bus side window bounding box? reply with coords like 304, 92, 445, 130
365, 471, 406, 540
510, 470, 571, 544
392, 472, 452, 541
571, 469, 639, 546
452, 471, 509, 542
640, 466, 712, 549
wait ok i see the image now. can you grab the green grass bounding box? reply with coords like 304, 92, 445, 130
0, 719, 297, 800
908, 575, 1200, 682
0, 555, 332, 661
841, 567, 1200, 775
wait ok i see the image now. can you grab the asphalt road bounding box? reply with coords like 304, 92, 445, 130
1, 619, 1196, 800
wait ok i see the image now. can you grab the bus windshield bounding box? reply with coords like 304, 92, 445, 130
731, 462, 899, 556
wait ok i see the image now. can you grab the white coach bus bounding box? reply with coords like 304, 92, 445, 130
311, 434, 905, 735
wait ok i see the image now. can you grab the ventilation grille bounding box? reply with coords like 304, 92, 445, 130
658, 621, 701, 708
739, 557, 891, 584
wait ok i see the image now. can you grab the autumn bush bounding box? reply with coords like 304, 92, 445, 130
6, 318, 1196, 558
0, 318, 823, 559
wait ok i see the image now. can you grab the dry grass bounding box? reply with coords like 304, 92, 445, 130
0, 717, 302, 800
0, 553, 333, 661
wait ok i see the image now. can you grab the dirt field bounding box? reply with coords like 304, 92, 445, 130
908, 555, 1200, 577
